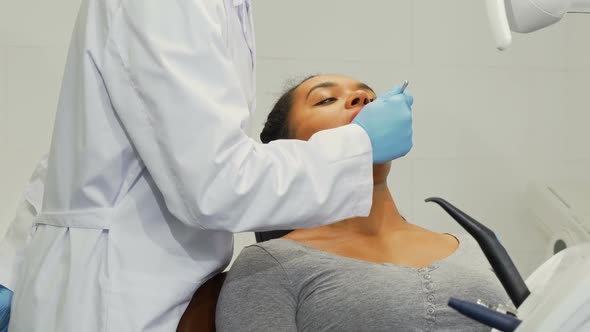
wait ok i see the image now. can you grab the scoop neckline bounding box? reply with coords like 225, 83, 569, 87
273, 233, 464, 272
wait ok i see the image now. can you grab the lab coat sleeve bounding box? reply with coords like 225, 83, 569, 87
0, 156, 47, 290
100, 0, 373, 232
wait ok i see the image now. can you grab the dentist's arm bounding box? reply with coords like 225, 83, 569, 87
100, 0, 412, 232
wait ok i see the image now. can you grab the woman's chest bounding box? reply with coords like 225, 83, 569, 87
293, 263, 507, 331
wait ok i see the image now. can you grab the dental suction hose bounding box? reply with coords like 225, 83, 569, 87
448, 297, 522, 332
425, 197, 530, 307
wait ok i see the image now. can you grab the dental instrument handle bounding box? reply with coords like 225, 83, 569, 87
400, 80, 409, 93
448, 297, 522, 332
425, 197, 530, 307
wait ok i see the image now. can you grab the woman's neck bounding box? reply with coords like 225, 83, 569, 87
288, 182, 410, 240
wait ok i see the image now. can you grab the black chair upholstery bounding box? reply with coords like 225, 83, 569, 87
255, 230, 292, 243
177, 272, 227, 332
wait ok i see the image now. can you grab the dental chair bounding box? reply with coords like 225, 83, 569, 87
177, 272, 227, 332
254, 230, 292, 243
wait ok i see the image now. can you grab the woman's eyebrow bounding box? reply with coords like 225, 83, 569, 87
305, 81, 376, 100
306, 82, 337, 100
357, 82, 375, 95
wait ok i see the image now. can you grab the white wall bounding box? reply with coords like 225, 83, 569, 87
0, 0, 82, 233
1, 0, 588, 277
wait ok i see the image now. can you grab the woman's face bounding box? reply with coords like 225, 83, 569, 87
289, 75, 378, 141
289, 74, 392, 183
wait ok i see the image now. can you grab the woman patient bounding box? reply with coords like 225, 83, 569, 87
216, 75, 510, 331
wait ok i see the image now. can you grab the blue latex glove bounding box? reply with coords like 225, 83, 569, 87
352, 86, 413, 164
0, 285, 13, 332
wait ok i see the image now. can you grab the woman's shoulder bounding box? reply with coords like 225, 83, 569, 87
447, 232, 478, 255
453, 232, 487, 254
447, 232, 497, 270
230, 239, 311, 274
247, 237, 309, 256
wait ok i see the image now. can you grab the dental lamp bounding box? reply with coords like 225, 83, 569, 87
486, 0, 590, 50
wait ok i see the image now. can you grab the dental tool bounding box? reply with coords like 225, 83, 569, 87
448, 297, 522, 332
400, 80, 409, 93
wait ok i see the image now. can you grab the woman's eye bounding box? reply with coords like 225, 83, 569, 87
314, 97, 337, 106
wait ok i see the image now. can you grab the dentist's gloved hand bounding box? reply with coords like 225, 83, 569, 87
0, 285, 13, 332
352, 86, 413, 164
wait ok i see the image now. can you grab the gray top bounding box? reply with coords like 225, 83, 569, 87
216, 233, 510, 332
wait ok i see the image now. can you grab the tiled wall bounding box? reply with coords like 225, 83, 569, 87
1, 0, 588, 277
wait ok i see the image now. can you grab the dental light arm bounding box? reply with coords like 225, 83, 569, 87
486, 0, 590, 50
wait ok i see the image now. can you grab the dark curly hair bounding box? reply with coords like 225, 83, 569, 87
260, 75, 316, 143
255, 76, 317, 243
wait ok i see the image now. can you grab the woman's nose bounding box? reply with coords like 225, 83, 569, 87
345, 90, 372, 109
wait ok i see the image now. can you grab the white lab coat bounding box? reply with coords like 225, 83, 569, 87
7, 0, 373, 331
0, 156, 47, 292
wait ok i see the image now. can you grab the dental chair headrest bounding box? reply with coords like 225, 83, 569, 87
255, 230, 292, 243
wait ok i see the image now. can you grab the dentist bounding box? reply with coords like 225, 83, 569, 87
0, 0, 413, 331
